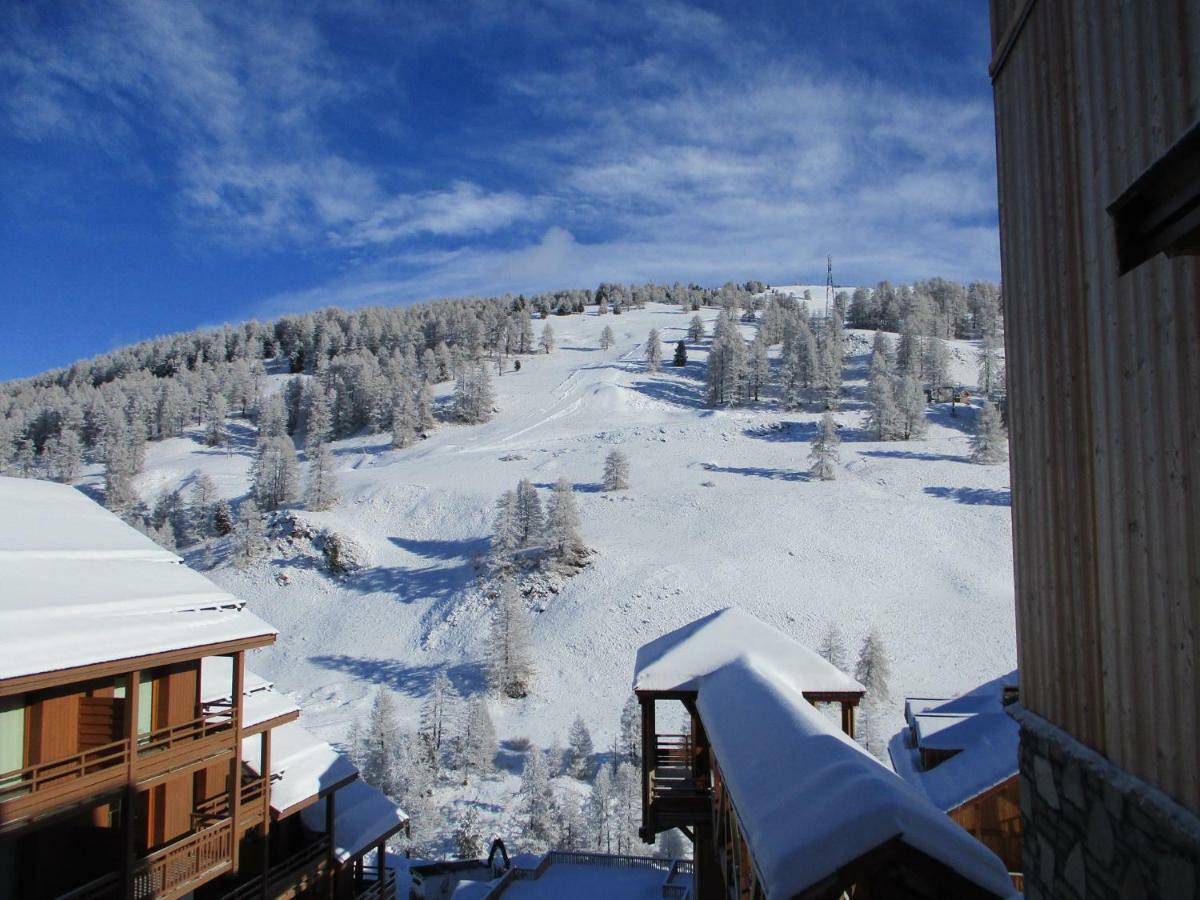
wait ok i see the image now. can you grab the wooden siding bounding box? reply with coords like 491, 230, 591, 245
949, 777, 1022, 874
990, 0, 1200, 811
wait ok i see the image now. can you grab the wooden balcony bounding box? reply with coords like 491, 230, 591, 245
192, 771, 270, 833
0, 700, 235, 831
353, 865, 397, 900
648, 734, 711, 831
132, 817, 234, 900
218, 836, 331, 900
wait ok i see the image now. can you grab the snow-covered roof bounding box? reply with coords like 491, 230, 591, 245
243, 720, 358, 815
696, 657, 1016, 899
200, 659, 297, 730
889, 673, 1019, 813
0, 477, 276, 681
301, 778, 409, 862
633, 607, 863, 696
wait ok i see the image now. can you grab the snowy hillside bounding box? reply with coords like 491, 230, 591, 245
101, 302, 1014, 851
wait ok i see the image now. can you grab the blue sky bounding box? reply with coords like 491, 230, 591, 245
0, 1, 999, 380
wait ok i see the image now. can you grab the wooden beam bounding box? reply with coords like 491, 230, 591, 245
325, 789, 338, 900
229, 651, 244, 873
122, 669, 139, 900
260, 726, 272, 900
0, 634, 276, 698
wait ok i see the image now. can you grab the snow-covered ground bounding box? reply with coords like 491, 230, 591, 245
107, 301, 1015, 854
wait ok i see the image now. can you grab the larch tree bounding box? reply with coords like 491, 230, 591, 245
453, 806, 484, 860
490, 489, 522, 570
188, 473, 219, 540
545, 477, 585, 568
362, 687, 403, 796
923, 336, 950, 392
304, 387, 333, 451
672, 341, 688, 367
539, 322, 556, 354
603, 449, 630, 491
487, 579, 534, 698
419, 671, 460, 769
895, 373, 929, 441
978, 333, 1002, 396
645, 329, 662, 372
204, 393, 229, 448
555, 789, 588, 851
566, 715, 594, 779
456, 697, 497, 782
515, 478, 544, 548
817, 623, 848, 672
453, 363, 495, 424
589, 765, 614, 852
809, 412, 840, 481
391, 391, 416, 449
519, 746, 556, 849
687, 315, 705, 343
251, 436, 299, 510
304, 443, 339, 511
616, 694, 641, 766
517, 309, 536, 354
854, 629, 892, 758
748, 331, 771, 402
599, 325, 615, 350
970, 400, 1009, 464
232, 498, 266, 566
613, 761, 641, 854
212, 498, 234, 536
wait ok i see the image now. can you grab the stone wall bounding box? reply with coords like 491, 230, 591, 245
1016, 707, 1200, 899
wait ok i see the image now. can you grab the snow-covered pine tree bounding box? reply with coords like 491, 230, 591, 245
970, 400, 1008, 464
304, 442, 339, 511
453, 363, 495, 424
599, 325, 615, 351
453, 806, 483, 860
748, 331, 770, 401
391, 390, 416, 449
419, 670, 460, 770
519, 746, 556, 848
673, 341, 688, 367
687, 315, 705, 343
232, 498, 266, 566
490, 489, 521, 570
817, 623, 848, 672
251, 436, 299, 510
517, 309, 536, 354
566, 715, 594, 779
613, 761, 641, 854
645, 329, 662, 372
257, 392, 287, 444
554, 789, 588, 851
204, 394, 229, 448
188, 473, 218, 540
415, 380, 435, 432
539, 322, 556, 354
212, 498, 234, 536
514, 478, 544, 548
895, 373, 929, 440
545, 477, 585, 568
589, 765, 614, 852
617, 694, 641, 766
487, 579, 534, 698
657, 828, 685, 860
923, 336, 950, 394
603, 449, 630, 492
456, 697, 497, 782
978, 332, 1001, 396
103, 442, 138, 512
361, 687, 403, 795
854, 629, 892, 758
304, 386, 333, 451
809, 411, 840, 481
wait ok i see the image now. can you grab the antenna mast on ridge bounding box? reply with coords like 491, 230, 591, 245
825, 255, 833, 320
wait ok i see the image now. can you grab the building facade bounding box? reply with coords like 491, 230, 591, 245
0, 477, 405, 899
989, 3, 1200, 896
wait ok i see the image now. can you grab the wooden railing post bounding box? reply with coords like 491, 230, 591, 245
230, 651, 244, 873
260, 725, 272, 900
639, 696, 654, 841
325, 788, 337, 900
123, 669, 140, 900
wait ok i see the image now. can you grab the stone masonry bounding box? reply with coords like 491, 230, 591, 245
1016, 706, 1200, 899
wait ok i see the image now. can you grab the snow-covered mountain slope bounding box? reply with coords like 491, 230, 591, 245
111, 302, 1013, 838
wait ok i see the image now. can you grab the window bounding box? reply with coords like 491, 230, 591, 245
138, 673, 154, 741
1109, 118, 1200, 274
0, 695, 24, 787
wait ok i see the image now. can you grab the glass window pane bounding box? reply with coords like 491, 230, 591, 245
0, 695, 24, 786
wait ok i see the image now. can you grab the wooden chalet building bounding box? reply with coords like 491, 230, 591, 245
0, 477, 406, 900
633, 608, 1018, 899
989, 1, 1200, 896
888, 673, 1021, 878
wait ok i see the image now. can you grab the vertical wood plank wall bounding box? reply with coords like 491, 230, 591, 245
990, 0, 1200, 812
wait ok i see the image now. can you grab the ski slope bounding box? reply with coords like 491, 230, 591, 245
113, 301, 1015, 850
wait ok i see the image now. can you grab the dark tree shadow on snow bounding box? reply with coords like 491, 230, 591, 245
191, 422, 259, 458
924, 486, 1011, 506
347, 560, 478, 604
926, 402, 981, 435
534, 481, 603, 493
309, 656, 486, 698
701, 462, 809, 482
628, 376, 705, 409
862, 449, 971, 464
389, 535, 490, 561
743, 421, 817, 443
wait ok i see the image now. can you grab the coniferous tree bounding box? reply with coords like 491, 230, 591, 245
456, 697, 497, 782
362, 688, 403, 796
391, 391, 416, 449
566, 715, 594, 779
103, 442, 138, 512
419, 671, 460, 770
673, 341, 688, 367
251, 436, 299, 510
644, 329, 662, 372
212, 498, 234, 536
923, 336, 950, 393
599, 325, 615, 351
603, 449, 630, 492
519, 746, 556, 849
978, 333, 1002, 396
453, 363, 495, 424
748, 331, 770, 401
687, 315, 705, 344
539, 322, 556, 354
589, 765, 614, 852
555, 789, 588, 851
545, 477, 585, 567
613, 761, 641, 854
970, 400, 1008, 464
415, 380, 435, 432
232, 498, 266, 566
453, 807, 484, 860
490, 489, 522, 570
188, 473, 219, 540
895, 373, 929, 440
809, 412, 840, 481
854, 629, 892, 758
304, 443, 339, 511
304, 387, 333, 451
487, 579, 534, 698
616, 695, 641, 766
517, 309, 536, 354
204, 394, 229, 448
514, 478, 544, 548
817, 623, 848, 672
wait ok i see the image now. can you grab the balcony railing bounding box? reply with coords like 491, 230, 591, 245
132, 818, 234, 900
354, 865, 397, 900
218, 836, 331, 900
649, 734, 711, 829
191, 773, 269, 830
0, 738, 128, 806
